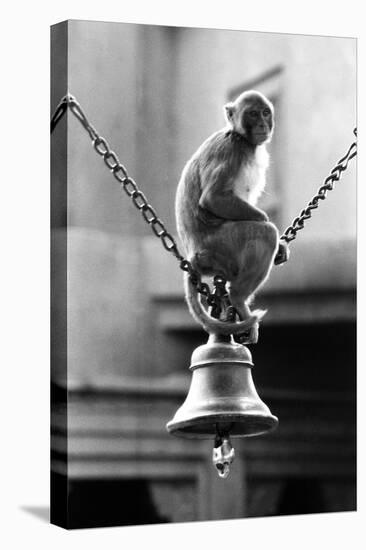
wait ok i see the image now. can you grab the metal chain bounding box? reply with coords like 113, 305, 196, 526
280, 129, 357, 244
51, 94, 357, 314
51, 94, 222, 310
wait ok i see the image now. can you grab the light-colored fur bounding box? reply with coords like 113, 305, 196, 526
234, 145, 269, 205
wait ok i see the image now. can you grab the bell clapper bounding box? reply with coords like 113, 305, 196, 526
212, 426, 235, 479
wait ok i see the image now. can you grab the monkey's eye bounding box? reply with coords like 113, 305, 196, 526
263, 108, 271, 117
249, 110, 258, 118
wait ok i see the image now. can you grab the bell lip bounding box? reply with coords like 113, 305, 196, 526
166, 413, 278, 440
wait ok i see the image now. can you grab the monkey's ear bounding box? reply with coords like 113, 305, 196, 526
224, 102, 235, 122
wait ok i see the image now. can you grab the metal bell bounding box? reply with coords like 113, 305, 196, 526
166, 333, 278, 440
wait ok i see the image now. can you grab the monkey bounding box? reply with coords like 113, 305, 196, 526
175, 89, 289, 343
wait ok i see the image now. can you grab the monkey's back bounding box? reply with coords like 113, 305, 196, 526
175, 156, 202, 258
175, 129, 251, 260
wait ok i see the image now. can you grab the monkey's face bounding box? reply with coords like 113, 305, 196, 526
242, 99, 274, 145
225, 91, 274, 145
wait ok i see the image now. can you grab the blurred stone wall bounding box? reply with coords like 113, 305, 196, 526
60, 21, 356, 384
51, 21, 356, 527
67, 22, 356, 241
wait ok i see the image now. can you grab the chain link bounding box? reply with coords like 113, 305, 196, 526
50, 94, 222, 310
280, 129, 357, 244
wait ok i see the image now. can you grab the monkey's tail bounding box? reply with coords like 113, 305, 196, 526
184, 273, 266, 336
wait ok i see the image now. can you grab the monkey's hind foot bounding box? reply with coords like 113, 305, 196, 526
234, 322, 259, 345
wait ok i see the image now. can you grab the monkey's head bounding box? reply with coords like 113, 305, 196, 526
224, 90, 274, 145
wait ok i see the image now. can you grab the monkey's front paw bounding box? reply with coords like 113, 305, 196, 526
274, 241, 290, 265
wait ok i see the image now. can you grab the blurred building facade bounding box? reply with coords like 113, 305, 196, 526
51, 21, 356, 528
